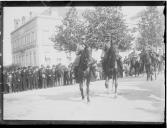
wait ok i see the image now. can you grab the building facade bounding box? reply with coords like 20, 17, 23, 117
11, 8, 76, 67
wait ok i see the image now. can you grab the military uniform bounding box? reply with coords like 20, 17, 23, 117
16, 69, 22, 92
3, 71, 8, 93
22, 68, 28, 91
51, 68, 56, 87
33, 68, 39, 89
7, 73, 12, 93
20, 68, 24, 91
46, 66, 52, 88
38, 68, 43, 89
27, 68, 32, 90
41, 68, 47, 88
12, 72, 16, 92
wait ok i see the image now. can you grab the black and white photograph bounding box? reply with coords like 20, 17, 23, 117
2, 3, 165, 122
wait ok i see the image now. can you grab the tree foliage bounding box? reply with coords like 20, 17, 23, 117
136, 6, 164, 51
52, 7, 134, 52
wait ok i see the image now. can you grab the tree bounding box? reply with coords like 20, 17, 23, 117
51, 7, 85, 52
52, 7, 133, 52
136, 6, 164, 51
82, 7, 133, 51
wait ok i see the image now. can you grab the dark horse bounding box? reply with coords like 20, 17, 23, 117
73, 46, 97, 102
129, 56, 140, 77
101, 43, 121, 97
140, 50, 158, 81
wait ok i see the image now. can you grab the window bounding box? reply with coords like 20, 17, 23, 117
31, 32, 34, 42
30, 52, 32, 65
33, 51, 36, 66
21, 37, 23, 47
18, 38, 20, 48
15, 40, 16, 49
34, 32, 36, 41
43, 30, 50, 43
26, 54, 28, 66
24, 36, 25, 45
16, 56, 18, 64
13, 56, 15, 64
27, 34, 29, 44
28, 33, 30, 44
16, 40, 18, 49
25, 35, 27, 45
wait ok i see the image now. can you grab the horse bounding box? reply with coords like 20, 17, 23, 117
150, 52, 159, 80
157, 54, 165, 74
141, 50, 158, 81
72, 46, 97, 102
129, 56, 141, 77
101, 44, 120, 97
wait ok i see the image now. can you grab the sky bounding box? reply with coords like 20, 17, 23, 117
3, 6, 164, 66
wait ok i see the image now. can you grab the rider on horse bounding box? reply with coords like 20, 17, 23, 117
72, 44, 97, 83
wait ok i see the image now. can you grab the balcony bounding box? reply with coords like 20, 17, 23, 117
13, 43, 36, 54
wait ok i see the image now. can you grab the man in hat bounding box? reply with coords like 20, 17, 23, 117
41, 66, 47, 88
3, 70, 8, 93
12, 70, 16, 92
22, 67, 27, 91
72, 45, 84, 69
27, 66, 32, 90
51, 65, 56, 87
33, 66, 39, 89
71, 45, 84, 81
46, 65, 52, 88
7, 72, 13, 93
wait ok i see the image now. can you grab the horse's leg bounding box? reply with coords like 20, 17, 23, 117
134, 66, 136, 77
154, 66, 157, 80
86, 78, 90, 102
114, 69, 118, 98
146, 71, 149, 81
79, 82, 84, 100
105, 76, 109, 89
115, 77, 118, 97
112, 75, 114, 91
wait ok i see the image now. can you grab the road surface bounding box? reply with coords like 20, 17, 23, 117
4, 74, 165, 122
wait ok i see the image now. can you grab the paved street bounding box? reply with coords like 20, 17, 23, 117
4, 73, 165, 122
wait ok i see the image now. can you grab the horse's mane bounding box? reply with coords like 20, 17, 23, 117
101, 44, 118, 78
